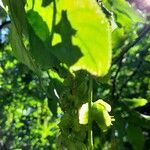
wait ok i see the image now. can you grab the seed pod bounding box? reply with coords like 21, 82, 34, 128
78, 100, 114, 131
94, 99, 111, 112
79, 103, 88, 125
92, 100, 113, 131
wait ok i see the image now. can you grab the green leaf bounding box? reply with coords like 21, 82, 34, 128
56, 0, 112, 77
5, 0, 41, 74
129, 112, 150, 130
127, 124, 145, 150
27, 10, 58, 69
26, 0, 112, 77
26, 0, 53, 31
28, 25, 58, 69
10, 23, 37, 72
112, 0, 145, 23
112, 28, 125, 49
51, 10, 83, 67
27, 10, 50, 43
6, 0, 28, 36
103, 0, 145, 31
123, 98, 148, 109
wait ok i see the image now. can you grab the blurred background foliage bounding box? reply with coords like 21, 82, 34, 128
0, 0, 150, 149
0, 45, 60, 149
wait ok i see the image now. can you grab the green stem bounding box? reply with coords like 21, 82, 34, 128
88, 77, 93, 150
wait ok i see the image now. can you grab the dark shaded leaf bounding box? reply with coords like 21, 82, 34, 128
127, 124, 145, 150
42, 0, 53, 7
48, 98, 57, 117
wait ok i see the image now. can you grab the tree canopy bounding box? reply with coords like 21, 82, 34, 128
0, 0, 150, 149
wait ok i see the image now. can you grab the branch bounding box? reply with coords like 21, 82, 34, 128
111, 59, 123, 99
112, 25, 150, 65
118, 45, 149, 97
111, 25, 150, 99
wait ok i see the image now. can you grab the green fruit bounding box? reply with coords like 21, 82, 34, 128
78, 100, 114, 131
92, 101, 112, 131
94, 99, 111, 112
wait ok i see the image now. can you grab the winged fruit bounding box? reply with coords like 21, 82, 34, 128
92, 100, 113, 131
79, 100, 114, 131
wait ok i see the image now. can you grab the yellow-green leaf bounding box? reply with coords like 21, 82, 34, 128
26, 0, 112, 77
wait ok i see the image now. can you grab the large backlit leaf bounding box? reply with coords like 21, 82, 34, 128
26, 0, 53, 32
56, 0, 112, 77
27, 10, 58, 69
26, 0, 112, 77
27, 10, 50, 43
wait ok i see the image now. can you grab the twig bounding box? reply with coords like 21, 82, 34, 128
112, 25, 150, 65
111, 25, 150, 99
88, 77, 93, 150
111, 59, 123, 99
